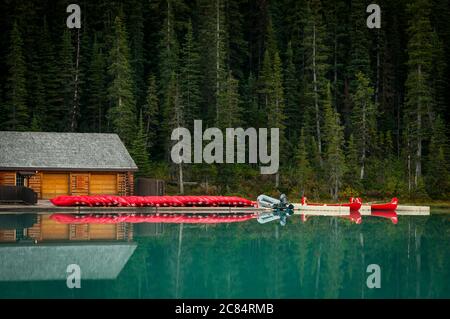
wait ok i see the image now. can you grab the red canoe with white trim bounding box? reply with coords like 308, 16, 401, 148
370, 198, 398, 211
300, 197, 362, 211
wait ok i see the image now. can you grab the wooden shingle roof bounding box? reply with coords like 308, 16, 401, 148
0, 131, 138, 171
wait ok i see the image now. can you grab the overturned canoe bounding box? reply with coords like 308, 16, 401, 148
50, 213, 256, 224
50, 195, 256, 208
370, 198, 398, 211
300, 196, 362, 211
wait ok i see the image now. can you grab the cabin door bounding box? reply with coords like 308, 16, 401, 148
90, 173, 118, 195
42, 173, 69, 199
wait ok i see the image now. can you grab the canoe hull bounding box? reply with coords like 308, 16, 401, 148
370, 198, 398, 211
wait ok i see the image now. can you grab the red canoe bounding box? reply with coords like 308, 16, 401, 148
300, 197, 362, 211
50, 195, 256, 208
370, 198, 398, 211
50, 213, 257, 224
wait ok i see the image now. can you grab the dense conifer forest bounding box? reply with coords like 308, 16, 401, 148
0, 0, 449, 200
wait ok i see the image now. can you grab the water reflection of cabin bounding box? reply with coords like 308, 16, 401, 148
0, 242, 137, 281
0, 214, 136, 281
0, 131, 138, 199
0, 214, 134, 243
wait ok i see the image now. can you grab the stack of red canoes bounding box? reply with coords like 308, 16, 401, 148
50, 213, 256, 224
50, 195, 256, 208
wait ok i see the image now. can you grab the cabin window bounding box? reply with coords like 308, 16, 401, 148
16, 173, 26, 187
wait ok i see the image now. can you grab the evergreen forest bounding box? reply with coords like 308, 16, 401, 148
1, 0, 449, 201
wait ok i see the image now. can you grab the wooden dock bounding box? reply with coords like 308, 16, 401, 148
292, 204, 350, 215
0, 200, 430, 216
396, 205, 430, 215
360, 205, 430, 215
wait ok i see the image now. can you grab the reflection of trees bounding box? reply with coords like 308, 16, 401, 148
5, 214, 442, 298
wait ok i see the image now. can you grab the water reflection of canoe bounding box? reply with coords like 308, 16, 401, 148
300, 196, 362, 211
371, 210, 398, 224
370, 198, 398, 211
340, 211, 362, 224
50, 213, 256, 224
299, 211, 362, 224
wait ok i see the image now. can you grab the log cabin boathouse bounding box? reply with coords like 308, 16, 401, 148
0, 131, 138, 199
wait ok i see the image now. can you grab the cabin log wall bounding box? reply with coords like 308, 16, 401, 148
0, 171, 16, 186
0, 216, 133, 243
28, 173, 42, 199
0, 229, 16, 242
27, 215, 42, 241
0, 171, 133, 199
70, 173, 90, 195
70, 224, 90, 240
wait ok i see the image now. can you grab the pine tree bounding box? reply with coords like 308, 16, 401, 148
345, 134, 360, 187
425, 116, 450, 197
295, 128, 313, 196
125, 0, 145, 107
164, 71, 185, 193
352, 71, 377, 180
430, 32, 447, 116
85, 35, 107, 133
323, 0, 348, 112
217, 70, 241, 128
348, 0, 371, 89
264, 14, 278, 60
303, 0, 329, 163
159, 0, 182, 151
323, 83, 346, 200
258, 49, 273, 123
164, 72, 183, 151
284, 42, 300, 144
214, 0, 228, 125
131, 111, 151, 177
241, 72, 259, 128
58, 29, 75, 131
143, 74, 159, 150
405, 0, 435, 187
107, 15, 137, 147
3, 21, 28, 130
197, 0, 227, 125
70, 26, 83, 133
269, 52, 287, 150
25, 12, 46, 132
180, 19, 201, 129
268, 52, 286, 187
39, 18, 61, 131
226, 0, 247, 81
159, 0, 180, 102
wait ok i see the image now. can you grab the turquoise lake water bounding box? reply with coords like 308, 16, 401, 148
0, 211, 448, 298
